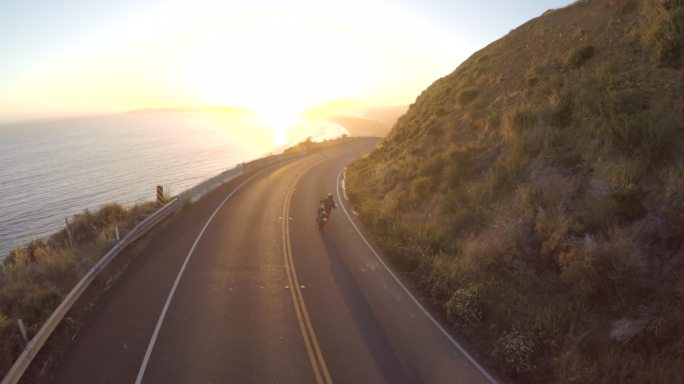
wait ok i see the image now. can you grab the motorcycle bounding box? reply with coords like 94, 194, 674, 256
317, 205, 331, 229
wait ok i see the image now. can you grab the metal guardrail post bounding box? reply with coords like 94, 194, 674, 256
1, 198, 178, 384
16, 320, 27, 343
156, 186, 164, 207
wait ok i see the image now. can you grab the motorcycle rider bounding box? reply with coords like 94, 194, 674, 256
320, 193, 336, 214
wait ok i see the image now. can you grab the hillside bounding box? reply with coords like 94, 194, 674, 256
346, 0, 684, 382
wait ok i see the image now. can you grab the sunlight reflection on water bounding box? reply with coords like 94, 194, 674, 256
0, 111, 348, 258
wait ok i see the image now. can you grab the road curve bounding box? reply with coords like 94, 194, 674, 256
31, 138, 496, 384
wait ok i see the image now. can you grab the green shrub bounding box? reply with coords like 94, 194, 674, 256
641, 1, 684, 66
0, 312, 16, 376
493, 328, 537, 375
458, 88, 479, 106
535, 206, 570, 263
661, 160, 684, 196
579, 191, 619, 232
525, 66, 542, 86
611, 89, 650, 114
426, 117, 444, 136
0, 201, 160, 379
604, 112, 679, 163
283, 136, 314, 153
418, 253, 457, 300
548, 93, 573, 128
410, 176, 432, 202
444, 146, 478, 179
5, 240, 49, 266
418, 154, 446, 178
489, 162, 512, 194
610, 183, 645, 220
445, 284, 487, 329
596, 157, 642, 190
645, 114, 682, 160
444, 198, 486, 234
610, 115, 648, 156
566, 45, 595, 69
509, 106, 536, 134
0, 313, 11, 334
96, 203, 127, 225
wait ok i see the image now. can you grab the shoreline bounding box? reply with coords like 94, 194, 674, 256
0, 135, 367, 379
0, 113, 372, 260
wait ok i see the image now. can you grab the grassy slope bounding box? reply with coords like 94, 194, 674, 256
347, 0, 684, 382
0, 202, 157, 377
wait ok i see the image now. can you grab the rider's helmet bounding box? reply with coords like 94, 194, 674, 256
328, 193, 333, 199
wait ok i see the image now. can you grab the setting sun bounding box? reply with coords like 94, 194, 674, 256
0, 0, 475, 125
172, 12, 387, 146
177, 16, 377, 118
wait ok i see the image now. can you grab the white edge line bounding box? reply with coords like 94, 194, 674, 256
134, 165, 280, 384
335, 168, 499, 384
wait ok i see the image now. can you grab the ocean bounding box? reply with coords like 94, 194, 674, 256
0, 111, 348, 259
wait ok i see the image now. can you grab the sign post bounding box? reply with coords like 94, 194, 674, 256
157, 186, 164, 207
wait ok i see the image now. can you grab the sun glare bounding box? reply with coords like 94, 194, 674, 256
176, 15, 379, 147
257, 108, 303, 147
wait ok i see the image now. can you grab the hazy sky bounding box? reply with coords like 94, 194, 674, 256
0, 0, 574, 122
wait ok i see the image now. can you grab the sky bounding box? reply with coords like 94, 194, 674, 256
0, 0, 575, 123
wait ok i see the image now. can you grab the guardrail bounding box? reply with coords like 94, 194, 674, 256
1, 140, 348, 383
1, 197, 179, 384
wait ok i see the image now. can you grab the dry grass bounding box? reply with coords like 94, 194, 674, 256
0, 202, 156, 377
640, 0, 684, 66
347, 0, 684, 382
566, 45, 596, 68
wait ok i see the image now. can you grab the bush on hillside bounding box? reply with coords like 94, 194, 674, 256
0, 201, 156, 378
458, 88, 479, 106
566, 45, 596, 68
641, 0, 684, 66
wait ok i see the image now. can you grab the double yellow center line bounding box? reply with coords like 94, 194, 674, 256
282, 160, 333, 384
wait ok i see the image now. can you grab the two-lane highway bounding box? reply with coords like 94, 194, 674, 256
34, 138, 496, 384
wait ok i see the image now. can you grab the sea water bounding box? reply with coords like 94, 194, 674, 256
0, 111, 348, 259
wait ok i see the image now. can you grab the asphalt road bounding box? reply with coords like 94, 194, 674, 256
34, 138, 496, 384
